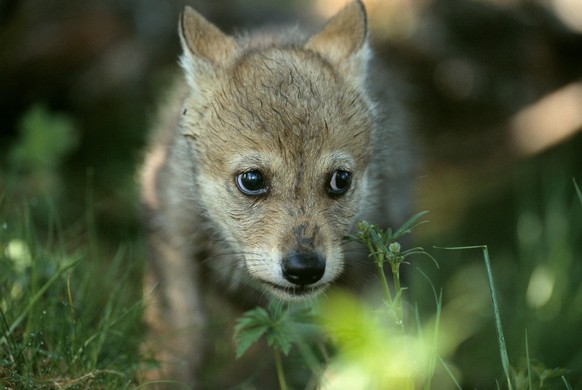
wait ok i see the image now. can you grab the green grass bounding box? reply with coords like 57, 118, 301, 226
0, 196, 145, 389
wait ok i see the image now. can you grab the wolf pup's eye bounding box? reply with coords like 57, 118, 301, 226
236, 170, 268, 196
327, 170, 352, 196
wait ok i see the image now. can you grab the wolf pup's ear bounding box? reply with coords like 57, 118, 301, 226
179, 6, 239, 89
305, 1, 370, 85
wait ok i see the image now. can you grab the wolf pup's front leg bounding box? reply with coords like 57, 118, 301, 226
141, 224, 206, 385
140, 128, 208, 385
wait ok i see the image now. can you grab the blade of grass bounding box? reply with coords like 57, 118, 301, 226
436, 245, 512, 390
0, 306, 20, 363
574, 178, 582, 206
525, 329, 532, 390
392, 210, 430, 240
561, 375, 573, 390
429, 290, 443, 383
2, 256, 81, 341
438, 356, 462, 390
414, 266, 441, 389
480, 245, 512, 390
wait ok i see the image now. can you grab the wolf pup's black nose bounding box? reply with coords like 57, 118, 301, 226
282, 252, 325, 285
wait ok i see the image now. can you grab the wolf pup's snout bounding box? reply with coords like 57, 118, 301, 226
282, 252, 326, 286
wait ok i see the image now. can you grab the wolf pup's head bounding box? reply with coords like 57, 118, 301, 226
179, 1, 375, 300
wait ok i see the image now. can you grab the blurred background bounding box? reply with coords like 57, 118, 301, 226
1, 0, 581, 387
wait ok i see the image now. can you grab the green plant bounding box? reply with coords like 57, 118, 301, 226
0, 195, 144, 389
320, 213, 446, 390
233, 301, 320, 390
346, 211, 437, 332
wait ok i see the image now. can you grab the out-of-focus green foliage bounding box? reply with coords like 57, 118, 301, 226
8, 104, 78, 172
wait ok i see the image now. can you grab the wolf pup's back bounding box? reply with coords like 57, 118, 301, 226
140, 1, 415, 386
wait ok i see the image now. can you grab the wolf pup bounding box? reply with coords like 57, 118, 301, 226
141, 0, 414, 386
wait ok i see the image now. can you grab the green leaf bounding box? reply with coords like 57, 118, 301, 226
233, 307, 271, 358
532, 361, 569, 387
234, 323, 269, 358
392, 211, 430, 240
234, 307, 270, 332
369, 227, 389, 255
267, 327, 293, 356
